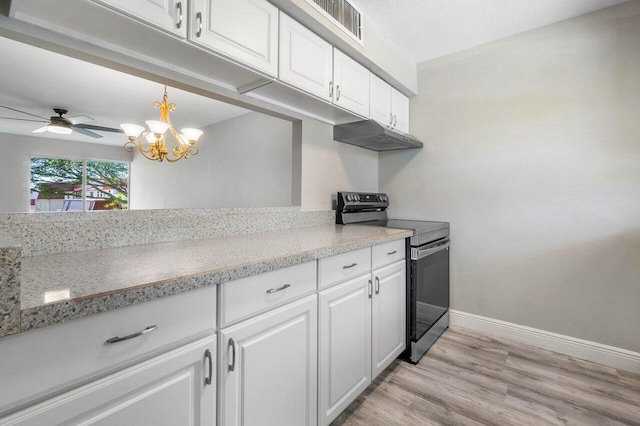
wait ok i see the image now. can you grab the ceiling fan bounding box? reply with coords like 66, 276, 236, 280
0, 105, 123, 139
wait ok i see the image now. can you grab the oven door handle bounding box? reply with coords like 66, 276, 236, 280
413, 238, 450, 260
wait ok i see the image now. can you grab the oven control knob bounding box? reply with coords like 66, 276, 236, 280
355, 194, 360, 202
346, 195, 352, 202
377, 195, 383, 202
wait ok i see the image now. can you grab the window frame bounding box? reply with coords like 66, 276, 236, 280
29, 154, 130, 213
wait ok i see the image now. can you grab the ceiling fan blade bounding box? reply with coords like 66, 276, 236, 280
0, 105, 48, 120
73, 127, 102, 139
65, 115, 94, 125
32, 126, 48, 133
0, 117, 48, 123
73, 123, 123, 133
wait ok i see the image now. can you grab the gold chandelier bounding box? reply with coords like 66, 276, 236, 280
120, 86, 203, 162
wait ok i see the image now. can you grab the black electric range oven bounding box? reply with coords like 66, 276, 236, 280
337, 191, 450, 364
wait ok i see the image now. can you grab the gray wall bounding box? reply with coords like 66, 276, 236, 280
300, 118, 378, 211
379, 1, 640, 352
0, 133, 131, 213
130, 112, 294, 209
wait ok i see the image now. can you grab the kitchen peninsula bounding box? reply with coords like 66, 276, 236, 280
0, 207, 411, 425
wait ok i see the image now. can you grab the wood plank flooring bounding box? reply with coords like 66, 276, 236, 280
332, 326, 640, 426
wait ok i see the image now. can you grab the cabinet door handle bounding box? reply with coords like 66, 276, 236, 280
343, 263, 357, 269
204, 349, 213, 385
106, 325, 158, 344
393, 114, 397, 127
375, 276, 380, 294
228, 338, 236, 372
175, 2, 183, 29
368, 279, 372, 299
389, 112, 393, 127
329, 81, 333, 99
336, 85, 341, 101
387, 250, 397, 255
266, 283, 291, 294
196, 12, 203, 37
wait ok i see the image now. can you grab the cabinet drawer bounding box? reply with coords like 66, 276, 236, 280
219, 261, 317, 327
372, 239, 406, 270
318, 247, 371, 290
0, 286, 216, 415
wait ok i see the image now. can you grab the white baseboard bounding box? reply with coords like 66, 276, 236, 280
449, 310, 640, 374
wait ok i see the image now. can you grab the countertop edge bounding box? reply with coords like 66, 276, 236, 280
18, 230, 412, 333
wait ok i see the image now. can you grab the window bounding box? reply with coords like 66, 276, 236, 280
30, 157, 129, 212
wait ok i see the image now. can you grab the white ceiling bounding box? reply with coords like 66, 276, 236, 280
0, 36, 249, 146
356, 0, 628, 63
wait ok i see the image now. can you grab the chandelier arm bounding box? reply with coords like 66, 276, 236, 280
165, 149, 190, 163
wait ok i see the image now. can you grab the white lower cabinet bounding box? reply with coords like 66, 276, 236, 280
218, 295, 318, 426
318, 274, 372, 426
372, 260, 406, 379
0, 336, 216, 426
318, 256, 406, 425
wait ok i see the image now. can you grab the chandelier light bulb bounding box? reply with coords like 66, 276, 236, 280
120, 123, 145, 140
146, 120, 170, 135
180, 128, 203, 143
145, 132, 158, 144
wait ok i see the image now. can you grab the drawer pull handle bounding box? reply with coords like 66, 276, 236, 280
375, 276, 380, 294
229, 338, 236, 372
266, 283, 291, 294
106, 325, 158, 344
196, 12, 202, 37
204, 349, 213, 385
387, 250, 397, 255
343, 263, 357, 269
175, 2, 183, 29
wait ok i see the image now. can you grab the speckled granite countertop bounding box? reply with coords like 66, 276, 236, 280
17, 225, 412, 332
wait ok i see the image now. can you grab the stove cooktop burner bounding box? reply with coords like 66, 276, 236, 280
336, 192, 449, 247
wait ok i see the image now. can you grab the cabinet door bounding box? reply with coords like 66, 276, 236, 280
219, 295, 317, 426
0, 336, 216, 426
370, 74, 392, 127
318, 275, 372, 426
92, 0, 186, 38
190, 0, 278, 76
371, 260, 406, 379
279, 12, 333, 101
391, 88, 410, 133
333, 49, 370, 117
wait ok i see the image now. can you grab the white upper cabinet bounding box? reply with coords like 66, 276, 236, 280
370, 73, 393, 127
92, 0, 187, 38
332, 49, 370, 117
189, 0, 279, 77
370, 74, 410, 133
279, 12, 334, 101
392, 87, 410, 133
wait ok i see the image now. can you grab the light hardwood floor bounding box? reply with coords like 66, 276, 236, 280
332, 326, 640, 426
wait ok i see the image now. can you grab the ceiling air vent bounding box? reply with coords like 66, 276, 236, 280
306, 0, 363, 44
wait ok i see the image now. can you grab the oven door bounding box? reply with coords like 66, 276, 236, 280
410, 237, 450, 343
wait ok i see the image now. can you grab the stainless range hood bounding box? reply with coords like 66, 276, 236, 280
333, 120, 423, 151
